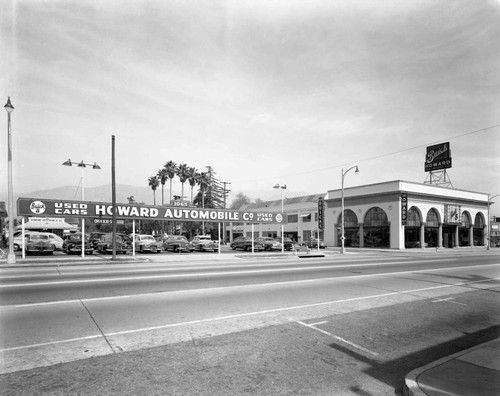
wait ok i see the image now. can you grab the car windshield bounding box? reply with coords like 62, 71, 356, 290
142, 236, 155, 241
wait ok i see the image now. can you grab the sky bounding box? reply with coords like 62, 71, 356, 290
1, 0, 500, 212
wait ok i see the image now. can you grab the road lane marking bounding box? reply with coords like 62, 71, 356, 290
0, 258, 468, 287
0, 335, 103, 352
1, 277, 497, 353
8, 265, 500, 308
296, 320, 379, 356
431, 297, 467, 306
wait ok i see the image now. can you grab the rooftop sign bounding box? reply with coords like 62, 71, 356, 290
17, 198, 285, 224
425, 142, 452, 172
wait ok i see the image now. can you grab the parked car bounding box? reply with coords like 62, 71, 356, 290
163, 235, 194, 253
230, 237, 265, 251
62, 233, 94, 255
25, 233, 55, 255
96, 234, 128, 254
279, 237, 296, 251
11, 231, 41, 251
190, 235, 218, 252
42, 232, 64, 250
302, 238, 326, 249
89, 232, 106, 249
116, 233, 133, 249
134, 234, 162, 253
255, 237, 282, 251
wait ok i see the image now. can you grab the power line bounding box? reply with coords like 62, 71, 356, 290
234, 123, 500, 184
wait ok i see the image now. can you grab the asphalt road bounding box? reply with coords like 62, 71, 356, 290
1, 251, 499, 395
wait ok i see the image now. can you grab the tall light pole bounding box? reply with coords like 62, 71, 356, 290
222, 181, 231, 243
341, 166, 359, 254
487, 194, 499, 250
4, 97, 15, 264
62, 159, 101, 257
273, 183, 287, 253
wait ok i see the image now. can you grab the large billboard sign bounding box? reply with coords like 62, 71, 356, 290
317, 197, 324, 230
425, 142, 452, 172
17, 198, 285, 224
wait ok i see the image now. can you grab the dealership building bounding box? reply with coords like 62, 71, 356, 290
239, 180, 490, 250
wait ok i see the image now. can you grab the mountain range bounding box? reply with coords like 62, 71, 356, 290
0, 184, 312, 208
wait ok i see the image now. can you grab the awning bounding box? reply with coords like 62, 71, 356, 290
299, 213, 311, 217
22, 218, 78, 230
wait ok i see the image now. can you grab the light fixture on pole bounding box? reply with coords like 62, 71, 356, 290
341, 166, 359, 254
273, 183, 287, 253
4, 97, 15, 264
62, 159, 101, 257
487, 194, 499, 251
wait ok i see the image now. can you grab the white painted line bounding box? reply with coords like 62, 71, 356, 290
309, 320, 329, 326
0, 334, 103, 352
296, 320, 379, 356
8, 266, 500, 309
431, 297, 467, 306
0, 258, 467, 288
2, 277, 497, 353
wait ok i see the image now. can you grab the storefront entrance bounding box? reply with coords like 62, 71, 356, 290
442, 225, 456, 248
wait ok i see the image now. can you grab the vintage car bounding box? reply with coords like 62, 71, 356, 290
62, 233, 94, 255
89, 232, 106, 249
96, 234, 128, 254
134, 234, 162, 253
255, 237, 282, 251
190, 235, 218, 252
230, 237, 265, 251
163, 235, 194, 253
279, 237, 296, 251
302, 238, 326, 249
25, 233, 55, 255
116, 233, 133, 249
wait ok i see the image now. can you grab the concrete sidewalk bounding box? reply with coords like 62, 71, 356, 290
404, 338, 500, 396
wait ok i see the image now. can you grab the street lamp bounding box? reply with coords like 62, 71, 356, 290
273, 183, 287, 253
62, 159, 101, 257
341, 166, 359, 254
487, 194, 499, 250
4, 97, 15, 264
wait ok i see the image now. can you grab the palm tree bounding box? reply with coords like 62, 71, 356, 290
148, 175, 159, 205
163, 161, 177, 204
176, 163, 190, 201
187, 167, 198, 203
157, 168, 169, 206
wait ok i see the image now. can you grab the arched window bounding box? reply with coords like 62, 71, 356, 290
407, 207, 421, 227
461, 212, 471, 227
426, 209, 440, 227
364, 207, 388, 227
474, 213, 485, 228
338, 209, 358, 227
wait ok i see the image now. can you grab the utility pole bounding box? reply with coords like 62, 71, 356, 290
222, 181, 231, 243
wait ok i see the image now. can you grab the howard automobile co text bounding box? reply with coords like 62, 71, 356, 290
18, 198, 285, 224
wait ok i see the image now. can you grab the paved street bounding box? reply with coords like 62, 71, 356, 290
0, 250, 499, 395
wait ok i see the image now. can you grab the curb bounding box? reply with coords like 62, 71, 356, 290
403, 338, 500, 396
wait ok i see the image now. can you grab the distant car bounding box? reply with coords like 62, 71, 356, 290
163, 235, 194, 253
230, 237, 265, 251
116, 233, 133, 249
191, 235, 218, 252
89, 232, 106, 249
302, 238, 326, 249
97, 234, 128, 254
25, 233, 55, 255
134, 234, 162, 253
255, 237, 282, 251
62, 233, 94, 255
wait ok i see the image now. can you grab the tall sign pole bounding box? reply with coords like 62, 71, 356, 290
112, 135, 117, 260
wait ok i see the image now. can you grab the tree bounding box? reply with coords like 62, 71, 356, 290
176, 163, 190, 201
163, 160, 177, 204
187, 167, 198, 203
230, 192, 251, 210
157, 168, 169, 206
148, 175, 159, 205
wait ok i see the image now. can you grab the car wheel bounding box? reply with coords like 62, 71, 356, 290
231, 247, 236, 250
140, 246, 144, 253
13, 244, 20, 251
